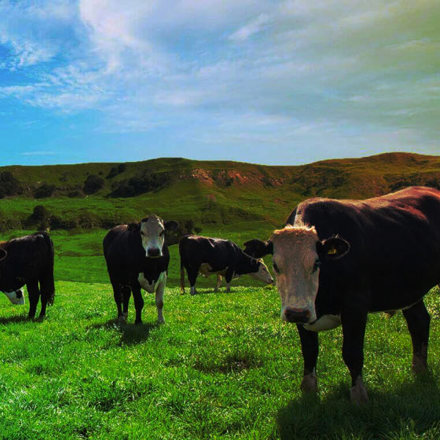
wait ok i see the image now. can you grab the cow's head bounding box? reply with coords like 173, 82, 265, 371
270, 225, 350, 324
248, 258, 274, 284
140, 215, 178, 258
243, 239, 273, 258
3, 289, 25, 305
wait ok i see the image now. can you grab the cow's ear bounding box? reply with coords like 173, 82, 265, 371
317, 235, 350, 260
265, 241, 273, 255
128, 222, 140, 232
164, 220, 178, 231
0, 248, 7, 262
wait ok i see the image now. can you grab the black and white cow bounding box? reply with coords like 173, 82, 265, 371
243, 239, 273, 259
179, 235, 273, 295
0, 232, 55, 319
103, 215, 177, 324
267, 186, 440, 403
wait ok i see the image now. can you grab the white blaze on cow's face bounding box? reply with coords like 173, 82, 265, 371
140, 215, 165, 258
271, 226, 321, 324
3, 289, 25, 305
250, 259, 274, 284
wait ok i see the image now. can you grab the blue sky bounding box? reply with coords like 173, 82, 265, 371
0, 0, 439, 166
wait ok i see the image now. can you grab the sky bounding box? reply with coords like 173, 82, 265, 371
0, 0, 439, 166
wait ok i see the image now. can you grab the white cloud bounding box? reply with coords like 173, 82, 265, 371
0, 0, 439, 160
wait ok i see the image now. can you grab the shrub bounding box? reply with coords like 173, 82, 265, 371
34, 184, 56, 199
83, 175, 105, 195
26, 205, 50, 230
107, 163, 127, 179
109, 172, 171, 197
0, 172, 23, 198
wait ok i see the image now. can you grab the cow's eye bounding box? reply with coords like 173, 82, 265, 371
313, 259, 321, 272
273, 263, 280, 274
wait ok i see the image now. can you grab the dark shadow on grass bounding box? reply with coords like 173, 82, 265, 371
0, 315, 29, 325
277, 374, 440, 440
88, 319, 159, 346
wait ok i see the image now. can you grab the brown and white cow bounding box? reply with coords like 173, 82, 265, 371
267, 186, 440, 403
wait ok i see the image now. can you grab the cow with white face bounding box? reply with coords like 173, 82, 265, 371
103, 215, 178, 324
272, 225, 349, 328
269, 187, 440, 404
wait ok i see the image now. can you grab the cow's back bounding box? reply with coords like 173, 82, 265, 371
0, 232, 53, 288
179, 235, 239, 270
294, 186, 440, 311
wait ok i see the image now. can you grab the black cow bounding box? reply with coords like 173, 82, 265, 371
0, 232, 55, 319
179, 235, 273, 295
103, 215, 177, 324
243, 239, 273, 258
267, 186, 440, 403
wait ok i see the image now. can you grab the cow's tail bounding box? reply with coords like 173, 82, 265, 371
41, 232, 55, 305
180, 258, 185, 294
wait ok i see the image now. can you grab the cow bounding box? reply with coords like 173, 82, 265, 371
243, 238, 273, 259
266, 186, 440, 404
103, 215, 177, 324
179, 235, 273, 295
0, 232, 55, 319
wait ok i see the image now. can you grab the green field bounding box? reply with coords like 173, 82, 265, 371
2, 153, 440, 439
0, 229, 440, 439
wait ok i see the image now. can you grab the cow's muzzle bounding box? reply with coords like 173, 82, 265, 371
283, 307, 310, 323
147, 248, 161, 258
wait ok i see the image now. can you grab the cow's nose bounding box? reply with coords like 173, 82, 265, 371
147, 248, 161, 257
284, 307, 310, 323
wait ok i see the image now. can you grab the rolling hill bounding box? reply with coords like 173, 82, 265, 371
0, 152, 439, 233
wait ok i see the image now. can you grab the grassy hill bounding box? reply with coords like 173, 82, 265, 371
1, 152, 440, 233
1, 151, 440, 286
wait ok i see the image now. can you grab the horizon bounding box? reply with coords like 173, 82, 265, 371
0, 150, 438, 169
1, 1, 439, 166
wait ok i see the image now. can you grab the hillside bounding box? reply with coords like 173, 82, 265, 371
0, 152, 440, 232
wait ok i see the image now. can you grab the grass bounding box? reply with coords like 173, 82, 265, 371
0, 255, 440, 439
1, 152, 440, 438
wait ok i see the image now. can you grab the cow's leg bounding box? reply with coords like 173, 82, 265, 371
341, 309, 368, 404
403, 300, 430, 374
225, 267, 234, 293
111, 280, 125, 322
132, 284, 144, 325
27, 280, 40, 319
121, 285, 131, 322
155, 275, 166, 324
297, 324, 319, 393
38, 280, 48, 319
214, 274, 222, 292
187, 266, 199, 295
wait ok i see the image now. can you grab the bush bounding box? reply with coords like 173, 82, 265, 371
107, 163, 126, 179
109, 172, 171, 197
83, 175, 105, 195
34, 184, 56, 199
0, 172, 23, 198
26, 205, 50, 230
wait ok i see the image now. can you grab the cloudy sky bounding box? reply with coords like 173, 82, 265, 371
0, 0, 439, 165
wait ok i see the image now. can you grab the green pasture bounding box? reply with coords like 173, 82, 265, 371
0, 226, 440, 439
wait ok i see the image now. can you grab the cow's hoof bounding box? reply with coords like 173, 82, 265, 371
135, 319, 143, 325
118, 315, 127, 324
412, 355, 428, 375
350, 377, 369, 404
27, 315, 35, 320
301, 373, 318, 393
36, 314, 46, 322
157, 318, 165, 324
